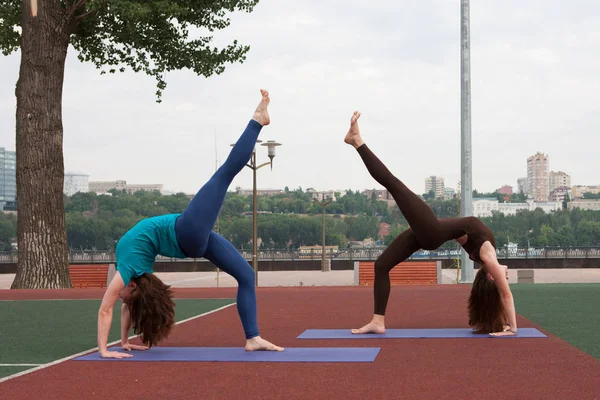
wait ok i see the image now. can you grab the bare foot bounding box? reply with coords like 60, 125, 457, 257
252, 89, 270, 126
245, 336, 284, 351
351, 315, 386, 334
344, 111, 364, 149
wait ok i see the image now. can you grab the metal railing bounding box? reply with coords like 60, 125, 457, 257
1, 246, 600, 263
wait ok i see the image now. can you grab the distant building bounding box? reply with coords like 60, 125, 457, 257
548, 186, 569, 203
568, 199, 600, 211
549, 171, 571, 192
236, 188, 282, 197
424, 176, 445, 198
473, 198, 561, 217
571, 185, 600, 199
529, 200, 562, 214
517, 177, 528, 195
123, 183, 164, 194
497, 202, 529, 216
443, 187, 456, 200
0, 148, 16, 210
473, 198, 500, 218
306, 188, 338, 202
63, 172, 89, 196
362, 189, 390, 200
89, 180, 163, 195
497, 185, 513, 195
527, 152, 549, 201
89, 180, 127, 193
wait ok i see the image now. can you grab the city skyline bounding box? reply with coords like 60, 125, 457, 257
3, 151, 596, 198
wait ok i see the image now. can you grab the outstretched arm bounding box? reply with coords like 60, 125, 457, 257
120, 303, 131, 344
120, 303, 149, 352
97, 272, 133, 358
480, 242, 518, 336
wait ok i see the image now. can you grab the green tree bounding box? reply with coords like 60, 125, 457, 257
2, 0, 259, 289
575, 220, 600, 246
537, 224, 556, 246
0, 213, 17, 251
157, 192, 191, 214
583, 192, 600, 199
65, 192, 97, 213
384, 225, 406, 245
510, 192, 527, 203
422, 190, 435, 200
66, 213, 112, 250
562, 193, 570, 210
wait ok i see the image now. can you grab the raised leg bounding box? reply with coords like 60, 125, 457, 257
175, 90, 271, 258
345, 111, 448, 250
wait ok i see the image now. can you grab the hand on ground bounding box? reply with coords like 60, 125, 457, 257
122, 343, 149, 351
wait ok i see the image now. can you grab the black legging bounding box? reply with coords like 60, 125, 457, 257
356, 144, 469, 315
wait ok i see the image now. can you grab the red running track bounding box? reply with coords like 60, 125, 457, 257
2, 286, 600, 400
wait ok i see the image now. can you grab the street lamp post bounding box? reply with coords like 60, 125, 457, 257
232, 139, 281, 287
313, 193, 332, 272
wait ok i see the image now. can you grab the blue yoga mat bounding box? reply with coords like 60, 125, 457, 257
297, 328, 547, 339
73, 346, 381, 362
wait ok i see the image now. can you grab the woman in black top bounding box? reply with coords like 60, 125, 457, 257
344, 111, 517, 337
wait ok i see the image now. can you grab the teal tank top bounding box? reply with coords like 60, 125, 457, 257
115, 214, 187, 285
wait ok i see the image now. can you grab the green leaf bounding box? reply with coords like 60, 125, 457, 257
1, 0, 260, 101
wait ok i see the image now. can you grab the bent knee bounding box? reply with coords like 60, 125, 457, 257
236, 267, 255, 287
374, 259, 393, 275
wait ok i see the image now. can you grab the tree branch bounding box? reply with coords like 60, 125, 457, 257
75, 8, 97, 21
65, 0, 88, 23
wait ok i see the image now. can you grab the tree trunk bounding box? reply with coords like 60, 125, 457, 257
11, 1, 71, 289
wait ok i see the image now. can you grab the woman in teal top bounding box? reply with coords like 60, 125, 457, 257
97, 90, 284, 358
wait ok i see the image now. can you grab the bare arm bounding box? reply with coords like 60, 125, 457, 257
502, 310, 509, 330
120, 303, 131, 345
480, 242, 518, 334
97, 272, 132, 358
119, 285, 149, 352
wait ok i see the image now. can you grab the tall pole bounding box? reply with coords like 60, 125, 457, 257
460, 0, 474, 283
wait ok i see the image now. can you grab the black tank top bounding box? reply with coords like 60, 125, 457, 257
459, 217, 497, 264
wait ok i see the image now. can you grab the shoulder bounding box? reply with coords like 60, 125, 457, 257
115, 265, 133, 286
478, 241, 497, 262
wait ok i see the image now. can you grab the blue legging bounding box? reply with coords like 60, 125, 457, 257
175, 119, 262, 339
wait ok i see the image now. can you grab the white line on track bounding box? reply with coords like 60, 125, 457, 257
0, 364, 42, 367
0, 302, 236, 384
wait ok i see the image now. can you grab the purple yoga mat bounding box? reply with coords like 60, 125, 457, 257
73, 346, 381, 362
297, 328, 547, 339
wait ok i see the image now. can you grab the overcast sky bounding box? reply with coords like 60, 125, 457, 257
1, 0, 598, 196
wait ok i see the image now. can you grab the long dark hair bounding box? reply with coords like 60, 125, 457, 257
467, 267, 504, 333
128, 273, 175, 347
